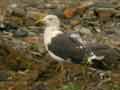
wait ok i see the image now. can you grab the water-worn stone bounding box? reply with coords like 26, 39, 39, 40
32, 82, 48, 90
0, 70, 10, 81
23, 36, 40, 44
74, 25, 92, 35
13, 29, 28, 37
7, 4, 26, 17
94, 8, 115, 19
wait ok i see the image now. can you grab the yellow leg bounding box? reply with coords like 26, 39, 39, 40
55, 63, 64, 72
55, 63, 65, 82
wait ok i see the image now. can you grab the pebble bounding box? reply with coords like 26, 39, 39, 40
0, 23, 17, 32
0, 70, 10, 81
13, 29, 28, 37
94, 26, 101, 32
94, 8, 115, 18
77, 1, 95, 15
23, 36, 40, 44
8, 7, 26, 17
74, 25, 92, 35
48, 8, 64, 18
32, 82, 48, 90
45, 3, 57, 9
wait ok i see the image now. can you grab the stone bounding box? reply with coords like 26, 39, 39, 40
32, 82, 48, 90
0, 70, 10, 81
94, 8, 115, 18
74, 25, 92, 35
7, 5, 26, 17
23, 36, 40, 44
13, 29, 28, 37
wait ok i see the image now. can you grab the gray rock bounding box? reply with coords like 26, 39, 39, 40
0, 70, 10, 81
14, 29, 28, 37
74, 25, 92, 35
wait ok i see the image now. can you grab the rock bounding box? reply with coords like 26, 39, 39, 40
115, 11, 120, 17
0, 70, 10, 81
64, 1, 95, 17
48, 8, 64, 18
13, 29, 28, 37
64, 7, 77, 18
94, 26, 101, 32
45, 3, 57, 9
7, 4, 26, 17
70, 15, 81, 26
0, 22, 18, 32
91, 2, 116, 21
32, 82, 48, 90
94, 8, 116, 19
23, 36, 40, 44
74, 25, 92, 35
25, 7, 46, 25
77, 1, 95, 15
28, 26, 44, 34
6, 16, 24, 26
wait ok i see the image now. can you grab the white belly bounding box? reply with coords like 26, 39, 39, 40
44, 28, 64, 62
48, 51, 64, 62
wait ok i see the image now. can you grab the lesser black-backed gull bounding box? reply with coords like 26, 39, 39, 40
40, 15, 105, 65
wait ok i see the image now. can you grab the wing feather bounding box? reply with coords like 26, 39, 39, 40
48, 32, 85, 63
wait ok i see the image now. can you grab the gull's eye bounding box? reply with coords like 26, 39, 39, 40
48, 18, 53, 21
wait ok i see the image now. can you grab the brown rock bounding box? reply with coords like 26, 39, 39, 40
95, 8, 115, 18
64, 1, 95, 18
64, 7, 77, 18
77, 1, 95, 15
23, 36, 40, 44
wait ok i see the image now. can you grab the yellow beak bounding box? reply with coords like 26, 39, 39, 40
35, 14, 47, 25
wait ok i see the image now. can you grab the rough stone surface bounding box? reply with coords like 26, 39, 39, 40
0, 0, 120, 90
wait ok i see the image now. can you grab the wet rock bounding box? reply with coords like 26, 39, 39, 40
77, 1, 95, 15
23, 36, 40, 44
32, 82, 48, 90
64, 1, 95, 18
6, 15, 24, 26
7, 4, 26, 17
115, 11, 120, 17
25, 7, 46, 26
0, 70, 10, 81
91, 2, 116, 21
13, 29, 28, 37
0, 23, 17, 32
74, 25, 92, 35
45, 3, 57, 9
64, 7, 77, 18
94, 26, 101, 33
94, 8, 116, 19
28, 26, 44, 34
48, 8, 64, 18
70, 15, 81, 26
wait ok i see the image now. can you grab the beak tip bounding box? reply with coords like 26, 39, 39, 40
35, 19, 44, 25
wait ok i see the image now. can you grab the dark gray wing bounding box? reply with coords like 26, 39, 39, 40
48, 32, 85, 64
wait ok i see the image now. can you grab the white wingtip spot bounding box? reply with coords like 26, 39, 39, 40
87, 54, 104, 64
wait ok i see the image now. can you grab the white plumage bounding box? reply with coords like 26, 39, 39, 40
42, 15, 104, 64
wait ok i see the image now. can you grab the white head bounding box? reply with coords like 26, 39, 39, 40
42, 15, 60, 27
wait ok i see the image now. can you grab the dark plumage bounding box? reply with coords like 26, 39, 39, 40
48, 32, 85, 64
42, 14, 120, 70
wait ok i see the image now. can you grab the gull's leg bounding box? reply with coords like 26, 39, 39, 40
55, 62, 65, 83
87, 52, 104, 64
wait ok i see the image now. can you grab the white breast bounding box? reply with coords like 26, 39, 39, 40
44, 27, 63, 47
44, 27, 64, 61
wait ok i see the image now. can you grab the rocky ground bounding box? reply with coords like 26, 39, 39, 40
0, 0, 120, 90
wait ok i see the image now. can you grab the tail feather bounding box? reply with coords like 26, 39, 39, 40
86, 43, 120, 70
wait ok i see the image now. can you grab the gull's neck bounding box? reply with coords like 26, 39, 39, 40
45, 25, 60, 32
44, 25, 63, 45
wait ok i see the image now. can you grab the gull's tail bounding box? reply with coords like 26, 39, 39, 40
85, 44, 120, 70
